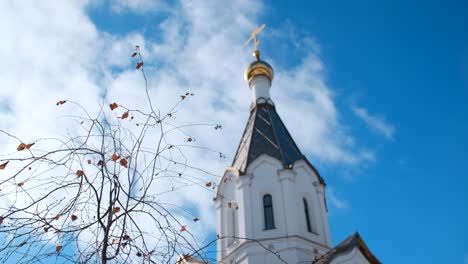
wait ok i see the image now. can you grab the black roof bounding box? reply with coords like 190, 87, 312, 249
231, 101, 325, 184
313, 232, 381, 264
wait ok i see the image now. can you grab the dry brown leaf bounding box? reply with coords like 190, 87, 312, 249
136, 62, 143, 70
187, 137, 193, 142
17, 143, 26, 151
56, 100, 66, 106
56, 245, 62, 252
97, 160, 104, 166
54, 214, 60, 221
76, 170, 84, 177
87, 159, 92, 164
205, 182, 212, 187
112, 207, 121, 214
17, 143, 34, 151
71, 215, 78, 221
0, 216, 3, 225
180, 225, 186, 232
17, 182, 24, 187
110, 102, 118, 110
121, 111, 129, 119
111, 154, 120, 161
119, 158, 128, 167
44, 227, 49, 232
0, 161, 9, 170
123, 234, 130, 240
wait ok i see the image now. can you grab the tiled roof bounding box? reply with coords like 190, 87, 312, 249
231, 101, 325, 184
313, 232, 381, 264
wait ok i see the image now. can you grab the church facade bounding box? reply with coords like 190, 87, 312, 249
179, 47, 380, 264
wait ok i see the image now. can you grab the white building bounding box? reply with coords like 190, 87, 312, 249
179, 50, 380, 264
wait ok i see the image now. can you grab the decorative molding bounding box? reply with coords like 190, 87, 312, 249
245, 154, 283, 175
277, 168, 296, 182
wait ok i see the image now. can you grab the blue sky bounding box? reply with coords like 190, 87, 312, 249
1, 0, 467, 263
276, 1, 468, 263
271, 1, 468, 263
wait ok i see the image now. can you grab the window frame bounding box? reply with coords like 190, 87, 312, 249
263, 194, 275, 230
303, 198, 313, 233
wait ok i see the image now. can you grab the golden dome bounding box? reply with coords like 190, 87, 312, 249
244, 50, 274, 85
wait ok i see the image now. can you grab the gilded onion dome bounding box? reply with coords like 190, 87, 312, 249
244, 50, 274, 85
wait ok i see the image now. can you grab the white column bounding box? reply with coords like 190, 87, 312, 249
215, 198, 225, 260
236, 174, 253, 239
315, 183, 332, 247
278, 168, 298, 235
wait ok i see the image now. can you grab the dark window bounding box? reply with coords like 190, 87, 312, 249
304, 198, 312, 232
263, 194, 275, 230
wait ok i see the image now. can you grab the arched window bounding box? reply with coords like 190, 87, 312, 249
303, 198, 312, 232
263, 194, 275, 230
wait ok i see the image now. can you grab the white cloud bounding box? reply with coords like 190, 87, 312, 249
273, 55, 375, 165
352, 106, 395, 140
326, 188, 350, 210
111, 0, 168, 13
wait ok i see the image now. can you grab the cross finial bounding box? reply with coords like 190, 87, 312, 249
244, 24, 266, 60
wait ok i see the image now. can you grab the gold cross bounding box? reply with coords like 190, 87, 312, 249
245, 24, 266, 53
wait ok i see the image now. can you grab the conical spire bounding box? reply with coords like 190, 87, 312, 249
232, 36, 325, 184
232, 102, 304, 172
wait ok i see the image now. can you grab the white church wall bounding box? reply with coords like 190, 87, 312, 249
246, 155, 286, 241
223, 236, 328, 264
216, 155, 332, 263
216, 169, 240, 260
329, 247, 371, 264
293, 160, 332, 247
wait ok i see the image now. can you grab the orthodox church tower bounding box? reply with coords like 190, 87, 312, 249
214, 47, 332, 263
210, 28, 380, 264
